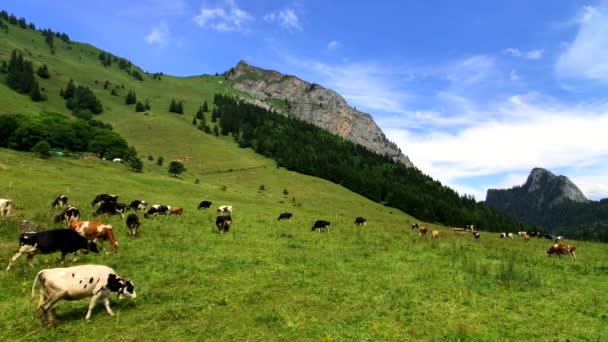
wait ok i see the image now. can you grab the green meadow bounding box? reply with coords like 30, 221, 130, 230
0, 19, 607, 341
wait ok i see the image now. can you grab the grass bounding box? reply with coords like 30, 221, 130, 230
0, 23, 607, 341
0, 150, 608, 341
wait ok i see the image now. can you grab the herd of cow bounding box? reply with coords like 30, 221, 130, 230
0, 194, 577, 326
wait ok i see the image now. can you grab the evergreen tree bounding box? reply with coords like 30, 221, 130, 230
196, 106, 203, 119
110, 88, 118, 96
36, 64, 50, 79
202, 100, 209, 112
157, 156, 164, 166
211, 107, 218, 122
125, 90, 136, 105
63, 79, 76, 99
135, 101, 146, 112
30, 81, 44, 102
213, 126, 219, 136
176, 101, 184, 114
192, 117, 197, 126
169, 99, 177, 112
144, 98, 151, 110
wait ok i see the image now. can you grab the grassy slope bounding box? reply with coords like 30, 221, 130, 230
0, 24, 607, 340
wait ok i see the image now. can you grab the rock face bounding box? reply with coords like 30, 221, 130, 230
486, 168, 588, 212
226, 61, 413, 167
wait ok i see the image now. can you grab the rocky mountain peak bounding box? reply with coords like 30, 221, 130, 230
226, 61, 413, 167
522, 167, 588, 203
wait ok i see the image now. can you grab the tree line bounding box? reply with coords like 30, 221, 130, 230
212, 94, 525, 232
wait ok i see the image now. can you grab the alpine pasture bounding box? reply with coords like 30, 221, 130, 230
0, 18, 607, 341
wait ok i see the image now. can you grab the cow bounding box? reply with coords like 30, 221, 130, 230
524, 234, 530, 242
432, 230, 440, 239
6, 229, 99, 271
125, 214, 140, 238
452, 228, 466, 232
169, 207, 183, 215
473, 231, 480, 241
69, 220, 118, 250
419, 226, 428, 236
91, 194, 118, 207
217, 205, 232, 215
94, 201, 126, 219
500, 233, 514, 239
0, 199, 12, 218
144, 204, 170, 218
546, 244, 576, 261
517, 231, 527, 237
31, 264, 136, 324
127, 200, 147, 212
278, 212, 293, 221
465, 224, 475, 231
528, 232, 539, 237
411, 223, 420, 230
555, 236, 564, 243
51, 195, 68, 208
543, 234, 553, 240
53, 206, 80, 226
197, 201, 212, 210
354, 217, 366, 226
216, 215, 232, 233
311, 220, 331, 232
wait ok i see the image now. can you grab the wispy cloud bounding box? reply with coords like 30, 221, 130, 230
502, 48, 544, 60
145, 22, 171, 48
263, 9, 302, 31
556, 5, 608, 81
192, 0, 253, 32
327, 40, 340, 50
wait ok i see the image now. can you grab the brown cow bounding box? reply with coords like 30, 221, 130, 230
69, 220, 118, 250
546, 244, 576, 261
170, 207, 183, 215
419, 226, 428, 236
524, 234, 530, 242
432, 230, 440, 239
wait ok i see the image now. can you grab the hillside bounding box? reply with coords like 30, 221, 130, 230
486, 168, 608, 241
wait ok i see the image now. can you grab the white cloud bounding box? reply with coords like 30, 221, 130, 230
145, 22, 170, 48
264, 9, 302, 31
444, 55, 499, 88
556, 5, 608, 81
192, 0, 253, 32
503, 48, 544, 60
327, 40, 340, 50
509, 69, 520, 81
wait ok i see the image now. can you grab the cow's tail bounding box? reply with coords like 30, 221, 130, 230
31, 270, 43, 297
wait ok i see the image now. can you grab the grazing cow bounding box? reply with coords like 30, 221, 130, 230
217, 205, 232, 215
197, 201, 212, 210
69, 220, 118, 250
278, 212, 293, 221
473, 231, 480, 241
91, 194, 118, 207
546, 244, 576, 261
144, 204, 170, 218
419, 227, 428, 236
169, 207, 183, 215
543, 234, 553, 240
411, 223, 420, 230
354, 217, 367, 226
465, 224, 475, 231
94, 201, 126, 219
555, 236, 564, 243
31, 264, 136, 324
127, 200, 147, 212
51, 195, 68, 208
524, 234, 530, 242
6, 229, 99, 271
215, 215, 232, 233
432, 230, 440, 239
500, 233, 514, 239
125, 214, 140, 238
0, 199, 12, 218
517, 231, 527, 237
311, 220, 331, 232
53, 206, 80, 226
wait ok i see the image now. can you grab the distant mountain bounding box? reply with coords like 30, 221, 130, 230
485, 168, 608, 241
226, 61, 413, 167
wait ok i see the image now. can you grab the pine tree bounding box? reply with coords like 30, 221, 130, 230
63, 79, 76, 99
36, 64, 50, 79
192, 117, 197, 126
30, 81, 44, 102
169, 99, 177, 112
125, 90, 136, 105
196, 106, 203, 119
202, 100, 208, 112
176, 101, 184, 114
135, 101, 146, 112
144, 98, 151, 110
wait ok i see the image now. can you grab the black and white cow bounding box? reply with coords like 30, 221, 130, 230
499, 233, 514, 239
473, 231, 481, 241
555, 235, 564, 243
311, 220, 331, 232
197, 201, 212, 210
53, 206, 80, 226
31, 264, 136, 324
144, 205, 171, 218
411, 223, 420, 230
217, 205, 232, 215
94, 202, 126, 219
91, 194, 118, 207
277, 212, 293, 221
127, 200, 147, 212
216, 215, 232, 233
6, 229, 99, 271
51, 195, 68, 208
543, 234, 554, 240
125, 214, 140, 237
354, 217, 367, 225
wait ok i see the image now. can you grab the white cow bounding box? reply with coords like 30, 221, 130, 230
31, 264, 136, 324
0, 199, 12, 218
217, 205, 232, 215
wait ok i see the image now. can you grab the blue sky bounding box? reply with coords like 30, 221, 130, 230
4, 0, 608, 200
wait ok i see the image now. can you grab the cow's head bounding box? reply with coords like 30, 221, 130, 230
86, 240, 100, 254
107, 274, 136, 299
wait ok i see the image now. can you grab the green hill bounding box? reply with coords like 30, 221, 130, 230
0, 13, 607, 340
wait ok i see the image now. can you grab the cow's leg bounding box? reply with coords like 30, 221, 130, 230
86, 292, 105, 320
6, 251, 23, 271
40, 291, 66, 325
26, 253, 35, 268
102, 296, 114, 317
6, 245, 36, 271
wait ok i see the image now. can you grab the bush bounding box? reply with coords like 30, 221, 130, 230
31, 140, 51, 158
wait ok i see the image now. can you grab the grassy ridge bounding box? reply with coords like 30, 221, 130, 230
0, 149, 607, 340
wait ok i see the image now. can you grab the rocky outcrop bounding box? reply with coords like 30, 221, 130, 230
226, 61, 413, 167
